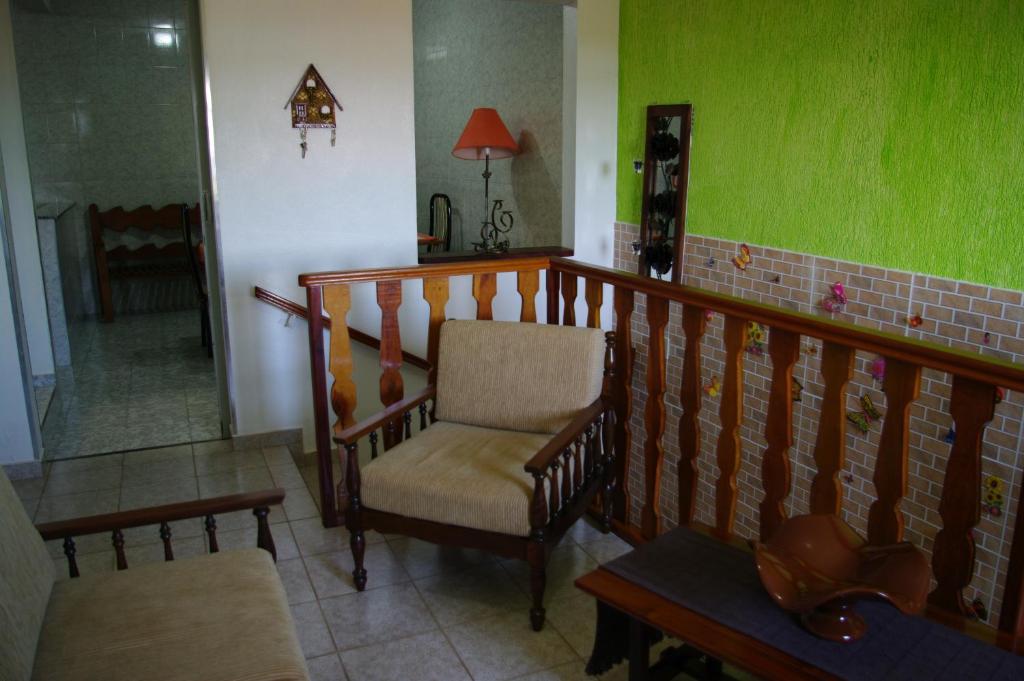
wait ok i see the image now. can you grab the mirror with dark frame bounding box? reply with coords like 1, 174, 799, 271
638, 104, 693, 284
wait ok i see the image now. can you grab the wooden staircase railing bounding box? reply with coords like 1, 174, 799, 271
298, 255, 1024, 653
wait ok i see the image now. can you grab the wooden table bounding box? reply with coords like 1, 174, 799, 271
575, 526, 1024, 681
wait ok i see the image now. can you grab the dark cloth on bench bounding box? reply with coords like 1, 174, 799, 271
602, 526, 1024, 681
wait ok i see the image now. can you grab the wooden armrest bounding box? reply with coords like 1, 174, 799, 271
334, 385, 437, 446
524, 399, 607, 475
36, 488, 286, 540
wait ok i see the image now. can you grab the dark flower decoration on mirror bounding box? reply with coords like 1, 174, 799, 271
645, 239, 674, 276
650, 119, 680, 162
651, 189, 677, 217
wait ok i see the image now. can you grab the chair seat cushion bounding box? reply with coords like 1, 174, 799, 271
32, 549, 308, 681
361, 421, 552, 537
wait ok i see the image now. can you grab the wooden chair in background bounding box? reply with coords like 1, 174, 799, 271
428, 193, 452, 252
181, 204, 211, 356
89, 203, 199, 322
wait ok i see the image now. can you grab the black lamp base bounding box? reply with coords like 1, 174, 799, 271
473, 199, 513, 253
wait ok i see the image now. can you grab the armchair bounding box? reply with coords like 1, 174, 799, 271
335, 320, 617, 631
0, 470, 308, 681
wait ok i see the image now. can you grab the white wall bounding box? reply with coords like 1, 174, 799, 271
0, 1, 53, 378
199, 0, 418, 447
569, 0, 619, 326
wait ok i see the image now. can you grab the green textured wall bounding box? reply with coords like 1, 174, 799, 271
618, 0, 1024, 289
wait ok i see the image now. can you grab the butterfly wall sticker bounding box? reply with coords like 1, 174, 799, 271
846, 394, 883, 434
820, 281, 847, 313
732, 243, 751, 271
908, 313, 923, 328
703, 376, 721, 398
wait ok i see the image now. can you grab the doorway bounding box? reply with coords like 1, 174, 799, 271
8, 0, 229, 461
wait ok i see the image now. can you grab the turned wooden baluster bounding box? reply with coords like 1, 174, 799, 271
517, 270, 539, 323
714, 316, 747, 540
204, 515, 219, 553
561, 449, 573, 508
418, 402, 428, 430
254, 507, 277, 561
473, 272, 497, 320
324, 284, 357, 429
112, 529, 127, 570
585, 279, 603, 328
678, 304, 707, 525
62, 537, 79, 578
422, 277, 449, 386
549, 462, 561, 517
641, 295, 670, 539
866, 359, 921, 545
546, 268, 560, 324
369, 431, 379, 458
377, 281, 405, 449
561, 274, 578, 326
929, 377, 997, 616
160, 522, 174, 561
611, 287, 635, 523
999, 475, 1024, 642
809, 342, 855, 514
759, 328, 801, 541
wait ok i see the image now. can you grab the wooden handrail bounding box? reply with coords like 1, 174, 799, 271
549, 257, 1024, 393
253, 286, 430, 371
298, 255, 551, 287
36, 489, 285, 539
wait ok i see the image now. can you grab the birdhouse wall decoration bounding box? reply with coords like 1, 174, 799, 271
286, 64, 342, 158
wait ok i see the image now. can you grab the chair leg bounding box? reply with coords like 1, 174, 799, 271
528, 541, 546, 631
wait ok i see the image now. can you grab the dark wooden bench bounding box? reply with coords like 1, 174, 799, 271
577, 525, 1024, 680
89, 203, 199, 321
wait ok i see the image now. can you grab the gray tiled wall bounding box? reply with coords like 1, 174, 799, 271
412, 0, 563, 251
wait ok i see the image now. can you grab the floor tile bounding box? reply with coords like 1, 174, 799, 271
192, 438, 233, 456
282, 486, 321, 520
278, 558, 318, 605
385, 536, 493, 580
43, 465, 122, 497
576, 534, 632, 565
445, 610, 577, 681
270, 463, 308, 489
197, 467, 273, 498
48, 453, 123, 474
264, 445, 297, 467
501, 545, 598, 605
12, 475, 46, 502
512, 660, 627, 681
320, 582, 437, 651
194, 448, 267, 476
545, 592, 599, 658
119, 477, 199, 509
216, 524, 299, 561
339, 631, 471, 681
304, 543, 410, 599
291, 517, 384, 557
290, 602, 337, 659
121, 452, 196, 486
35, 488, 120, 524
565, 517, 608, 546
307, 653, 348, 681
415, 562, 529, 627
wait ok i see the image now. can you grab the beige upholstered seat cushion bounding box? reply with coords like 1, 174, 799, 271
435, 320, 606, 434
0, 470, 54, 681
361, 421, 552, 537
33, 548, 308, 681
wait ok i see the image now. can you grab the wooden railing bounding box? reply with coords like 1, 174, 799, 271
298, 255, 1024, 652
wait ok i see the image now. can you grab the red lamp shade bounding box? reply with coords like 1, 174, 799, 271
452, 108, 519, 160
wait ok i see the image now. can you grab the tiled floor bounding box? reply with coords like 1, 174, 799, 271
40, 310, 220, 460
11, 441, 639, 681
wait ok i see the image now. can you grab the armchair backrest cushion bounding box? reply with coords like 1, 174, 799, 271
435, 320, 606, 434
0, 469, 55, 681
